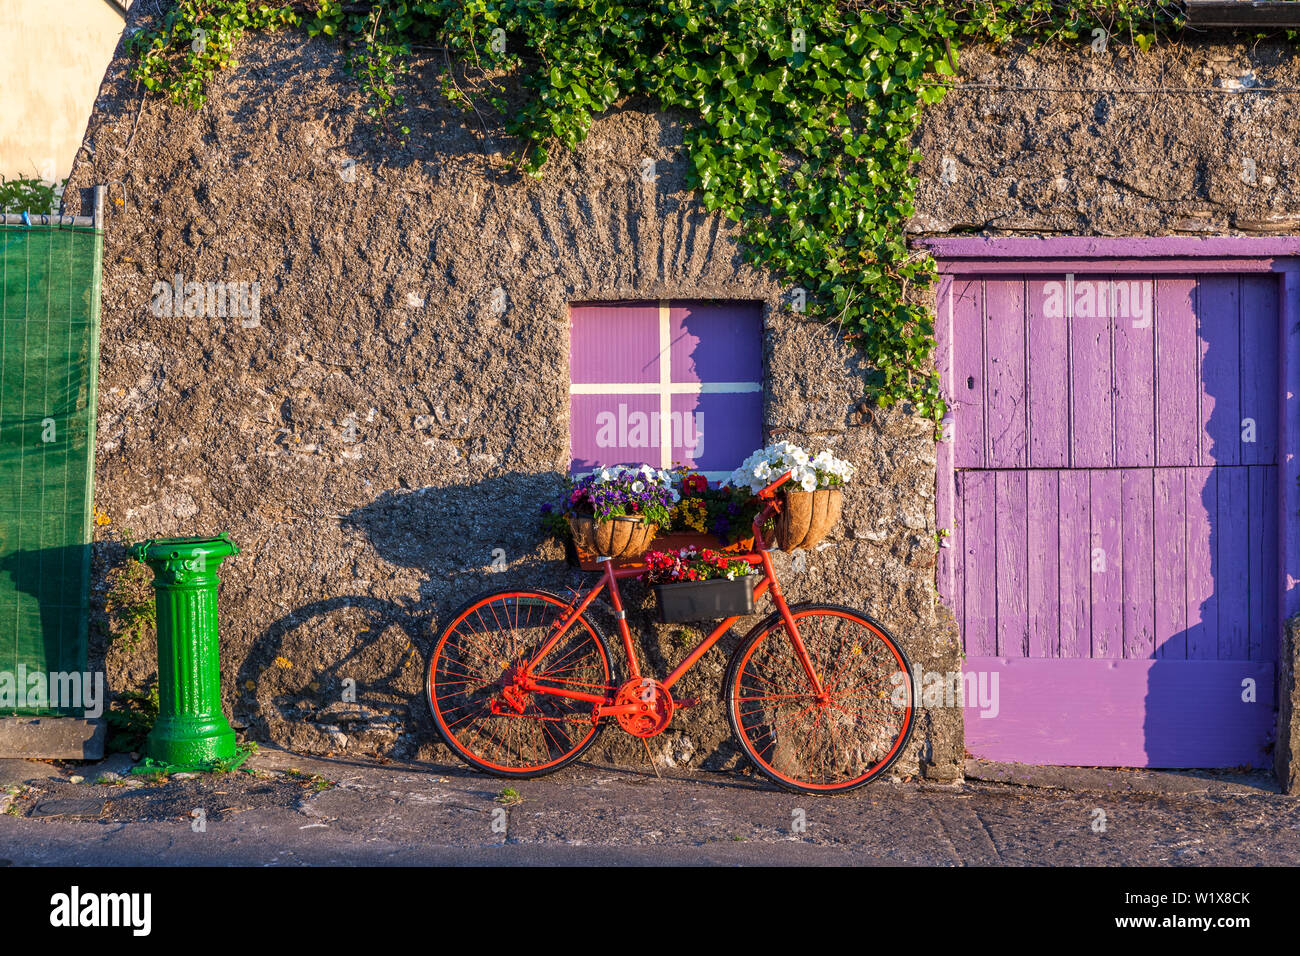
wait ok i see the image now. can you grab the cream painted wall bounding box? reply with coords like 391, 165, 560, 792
0, 0, 127, 183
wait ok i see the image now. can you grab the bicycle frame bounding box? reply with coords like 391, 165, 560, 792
513, 471, 828, 720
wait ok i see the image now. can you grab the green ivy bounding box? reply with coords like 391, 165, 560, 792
130, 1, 1184, 418
129, 0, 298, 109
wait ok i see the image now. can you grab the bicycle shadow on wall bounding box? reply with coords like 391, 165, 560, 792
1142, 274, 1279, 778
235, 471, 589, 754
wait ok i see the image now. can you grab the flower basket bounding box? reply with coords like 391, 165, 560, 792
567, 514, 658, 560
774, 488, 843, 552
728, 442, 854, 552
653, 575, 756, 623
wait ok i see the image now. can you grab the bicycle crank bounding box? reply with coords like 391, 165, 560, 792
606, 678, 674, 738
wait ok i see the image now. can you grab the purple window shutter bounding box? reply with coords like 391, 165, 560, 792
570, 301, 762, 478
569, 393, 660, 474
669, 391, 763, 474
569, 302, 660, 385
668, 302, 763, 384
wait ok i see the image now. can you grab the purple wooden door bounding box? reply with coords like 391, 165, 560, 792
569, 300, 763, 480
942, 274, 1278, 767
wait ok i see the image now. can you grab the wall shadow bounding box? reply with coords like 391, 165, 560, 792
234, 471, 596, 745
1144, 274, 1275, 770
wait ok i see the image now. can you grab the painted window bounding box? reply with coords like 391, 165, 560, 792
569, 300, 762, 481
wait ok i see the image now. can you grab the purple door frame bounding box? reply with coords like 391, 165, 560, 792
921, 235, 1300, 765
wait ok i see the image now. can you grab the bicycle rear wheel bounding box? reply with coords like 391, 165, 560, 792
427, 589, 615, 778
725, 604, 914, 794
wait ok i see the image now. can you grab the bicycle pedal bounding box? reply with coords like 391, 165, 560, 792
672, 696, 698, 709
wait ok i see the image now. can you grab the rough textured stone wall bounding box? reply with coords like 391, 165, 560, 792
64, 12, 1300, 782
1278, 616, 1300, 794
913, 38, 1300, 235
65, 8, 959, 780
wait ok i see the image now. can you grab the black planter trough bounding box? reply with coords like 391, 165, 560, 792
653, 575, 756, 623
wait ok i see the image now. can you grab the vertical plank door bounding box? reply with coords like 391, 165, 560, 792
942, 273, 1277, 767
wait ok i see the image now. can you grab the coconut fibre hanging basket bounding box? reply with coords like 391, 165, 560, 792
774, 487, 843, 552
568, 514, 659, 559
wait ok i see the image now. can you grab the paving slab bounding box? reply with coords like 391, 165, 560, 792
0, 718, 104, 760
0, 759, 60, 788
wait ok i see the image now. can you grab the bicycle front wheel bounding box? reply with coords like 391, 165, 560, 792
725, 604, 915, 794
427, 590, 616, 778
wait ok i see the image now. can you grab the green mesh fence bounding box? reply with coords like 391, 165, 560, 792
0, 223, 102, 714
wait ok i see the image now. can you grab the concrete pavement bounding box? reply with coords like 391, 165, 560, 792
0, 748, 1295, 866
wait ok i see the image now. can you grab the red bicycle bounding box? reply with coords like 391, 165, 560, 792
426, 471, 915, 794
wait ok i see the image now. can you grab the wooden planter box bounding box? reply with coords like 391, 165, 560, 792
568, 530, 753, 571
653, 575, 756, 623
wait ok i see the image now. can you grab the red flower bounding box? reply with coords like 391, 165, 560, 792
681, 474, 709, 495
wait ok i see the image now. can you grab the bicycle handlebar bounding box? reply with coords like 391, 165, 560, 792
757, 470, 793, 500
750, 471, 793, 550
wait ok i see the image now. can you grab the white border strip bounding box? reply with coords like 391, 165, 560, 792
659, 300, 672, 468
569, 382, 762, 394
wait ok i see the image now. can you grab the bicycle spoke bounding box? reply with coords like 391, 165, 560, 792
731, 607, 913, 792
430, 592, 611, 775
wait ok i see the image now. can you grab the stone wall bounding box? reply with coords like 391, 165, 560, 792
64, 11, 1300, 782
1277, 616, 1300, 794
64, 8, 960, 780
913, 37, 1300, 236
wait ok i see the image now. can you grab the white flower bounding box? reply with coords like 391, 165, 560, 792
725, 443, 855, 492
632, 480, 645, 492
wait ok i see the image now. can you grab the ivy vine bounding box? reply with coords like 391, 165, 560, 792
129, 0, 1185, 418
